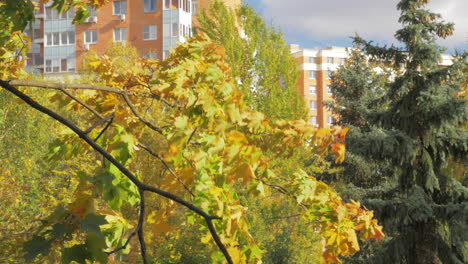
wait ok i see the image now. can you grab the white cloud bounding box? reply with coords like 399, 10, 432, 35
259, 0, 468, 49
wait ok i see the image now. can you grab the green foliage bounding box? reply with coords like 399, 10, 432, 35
198, 1, 308, 121
329, 1, 468, 263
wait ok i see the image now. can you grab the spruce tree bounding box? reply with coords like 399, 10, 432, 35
329, 0, 468, 263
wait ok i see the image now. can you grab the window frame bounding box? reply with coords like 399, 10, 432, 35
113, 0, 127, 15
84, 30, 98, 44
309, 71, 316, 79
310, 100, 317, 110
309, 86, 316, 95
144, 0, 157, 13
143, 25, 157, 40
114, 27, 127, 42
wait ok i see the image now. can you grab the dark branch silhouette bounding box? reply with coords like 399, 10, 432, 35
0, 79, 233, 264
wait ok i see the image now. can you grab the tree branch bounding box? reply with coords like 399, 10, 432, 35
121, 93, 163, 134
9, 80, 178, 108
57, 87, 104, 119
0, 79, 232, 264
138, 143, 195, 197
105, 187, 145, 256
137, 188, 148, 264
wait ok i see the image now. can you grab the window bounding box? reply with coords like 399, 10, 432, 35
327, 71, 333, 80
88, 7, 97, 17
310, 100, 317, 110
53, 32, 59, 46
327, 57, 333, 63
144, 53, 157, 59
163, 23, 170, 37
114, 27, 127, 42
45, 59, 60, 73
310, 116, 317, 126
144, 25, 157, 40
144, 0, 156, 12
309, 71, 316, 79
46, 33, 53, 46
85, 30, 98, 44
309, 86, 316, 95
164, 0, 177, 9
163, 50, 170, 59
340, 58, 346, 65
68, 31, 75, 44
171, 23, 178, 37
327, 86, 332, 94
192, 0, 198, 14
309, 57, 317, 63
61, 59, 67, 72
113, 1, 127, 15
67, 58, 76, 72
45, 59, 52, 73
327, 116, 334, 125
46, 7, 59, 20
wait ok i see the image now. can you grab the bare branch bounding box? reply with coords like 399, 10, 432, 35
9, 80, 178, 108
94, 113, 114, 141
137, 143, 195, 197
106, 188, 145, 255
84, 113, 115, 134
121, 93, 163, 134
0, 79, 232, 264
57, 87, 104, 119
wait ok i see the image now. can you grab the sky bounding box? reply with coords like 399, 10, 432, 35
243, 0, 468, 53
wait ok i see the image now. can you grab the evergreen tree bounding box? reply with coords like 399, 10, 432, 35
329, 0, 468, 263
198, 1, 308, 121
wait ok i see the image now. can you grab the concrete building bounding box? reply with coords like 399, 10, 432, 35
25, 0, 241, 74
291, 45, 349, 128
291, 45, 454, 128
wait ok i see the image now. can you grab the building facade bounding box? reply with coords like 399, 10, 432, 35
291, 45, 348, 128
291, 45, 454, 128
25, 0, 241, 74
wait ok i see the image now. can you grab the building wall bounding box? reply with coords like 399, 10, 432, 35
75, 0, 164, 67
292, 46, 349, 128
28, 0, 239, 74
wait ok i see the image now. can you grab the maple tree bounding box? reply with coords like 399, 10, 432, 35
1, 1, 384, 263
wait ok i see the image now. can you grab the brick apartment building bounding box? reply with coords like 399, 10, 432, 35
25, 0, 241, 74
290, 44, 453, 127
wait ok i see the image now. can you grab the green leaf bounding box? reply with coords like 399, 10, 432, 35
61, 244, 92, 264
23, 235, 51, 261
86, 233, 108, 264
81, 213, 108, 237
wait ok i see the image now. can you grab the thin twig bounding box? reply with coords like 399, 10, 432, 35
84, 113, 114, 134
94, 113, 114, 141
105, 188, 145, 255
121, 93, 163, 134
9, 80, 178, 108
137, 143, 195, 197
0, 80, 232, 264
57, 87, 104, 119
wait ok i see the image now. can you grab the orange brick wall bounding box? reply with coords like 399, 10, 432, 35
75, 0, 163, 68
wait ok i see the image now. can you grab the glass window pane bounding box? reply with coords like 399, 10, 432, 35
61, 32, 67, 45
68, 31, 75, 44
53, 33, 59, 45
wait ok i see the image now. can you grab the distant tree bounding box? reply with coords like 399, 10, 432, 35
198, 0, 308, 121
329, 0, 468, 263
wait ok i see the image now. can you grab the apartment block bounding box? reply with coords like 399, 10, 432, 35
291, 45, 349, 128
25, 0, 241, 74
291, 45, 454, 128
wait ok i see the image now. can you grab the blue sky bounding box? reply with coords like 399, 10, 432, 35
243, 0, 468, 53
